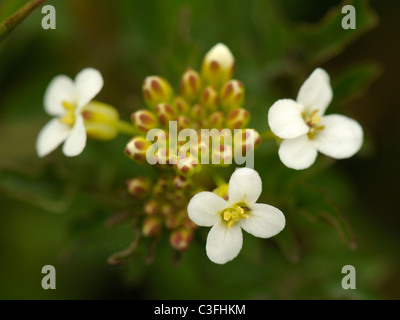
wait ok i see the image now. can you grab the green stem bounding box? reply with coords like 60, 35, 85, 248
0, 0, 46, 43
260, 130, 278, 142
117, 120, 139, 136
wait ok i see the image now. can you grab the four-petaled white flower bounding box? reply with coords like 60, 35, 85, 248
268, 68, 363, 170
188, 168, 285, 264
36, 68, 104, 157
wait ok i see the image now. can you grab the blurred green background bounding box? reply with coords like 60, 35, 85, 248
0, 0, 399, 299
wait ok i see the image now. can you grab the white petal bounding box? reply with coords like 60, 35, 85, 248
268, 99, 309, 139
44, 75, 75, 116
241, 203, 285, 238
228, 167, 262, 206
296, 68, 333, 115
62, 115, 87, 157
278, 135, 318, 170
188, 192, 229, 227
206, 220, 242, 264
75, 68, 104, 109
313, 114, 363, 159
36, 118, 71, 157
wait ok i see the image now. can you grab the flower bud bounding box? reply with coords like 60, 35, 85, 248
213, 183, 229, 201
176, 115, 191, 131
201, 43, 235, 88
126, 177, 151, 198
211, 144, 233, 166
142, 216, 162, 237
179, 68, 202, 103
183, 217, 198, 230
143, 199, 159, 216
172, 175, 191, 190
225, 108, 250, 130
124, 136, 151, 162
173, 154, 201, 177
190, 104, 207, 120
220, 80, 244, 112
201, 85, 219, 112
131, 109, 158, 133
172, 96, 190, 115
81, 101, 119, 140
165, 214, 183, 230
155, 103, 176, 126
233, 129, 261, 156
161, 203, 174, 216
142, 76, 174, 109
170, 228, 194, 251
208, 111, 225, 129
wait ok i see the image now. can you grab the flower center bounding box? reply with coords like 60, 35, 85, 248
60, 101, 77, 126
220, 202, 249, 229
302, 109, 325, 139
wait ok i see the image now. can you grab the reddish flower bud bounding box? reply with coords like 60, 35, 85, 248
126, 177, 151, 198
131, 109, 158, 133
124, 136, 151, 162
142, 76, 174, 109
142, 216, 162, 237
220, 80, 244, 112
155, 103, 176, 126
170, 228, 194, 251
201, 85, 219, 112
225, 108, 250, 130
180, 68, 202, 103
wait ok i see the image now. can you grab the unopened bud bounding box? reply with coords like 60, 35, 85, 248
126, 177, 151, 198
209, 111, 225, 129
211, 144, 233, 166
220, 80, 244, 112
131, 109, 158, 133
143, 199, 159, 216
172, 96, 190, 115
155, 103, 176, 126
173, 154, 201, 177
161, 203, 174, 217
225, 108, 250, 130
201, 43, 235, 88
165, 214, 183, 230
124, 136, 151, 162
190, 104, 207, 120
170, 228, 194, 251
176, 115, 191, 131
142, 216, 162, 237
172, 175, 191, 190
213, 183, 229, 201
82, 101, 119, 140
142, 76, 174, 109
180, 68, 202, 103
201, 85, 219, 112
233, 129, 261, 156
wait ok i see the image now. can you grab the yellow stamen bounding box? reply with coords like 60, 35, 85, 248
303, 109, 324, 140
59, 101, 76, 126
220, 203, 249, 229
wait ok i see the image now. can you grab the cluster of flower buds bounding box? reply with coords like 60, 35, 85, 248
126, 174, 198, 252
126, 43, 261, 176
123, 43, 262, 259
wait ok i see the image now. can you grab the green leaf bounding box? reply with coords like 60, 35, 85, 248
297, 183, 357, 249
332, 62, 382, 103
296, 0, 378, 64
273, 225, 300, 263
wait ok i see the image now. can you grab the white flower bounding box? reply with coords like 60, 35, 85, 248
188, 168, 285, 264
36, 68, 104, 157
268, 68, 363, 170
